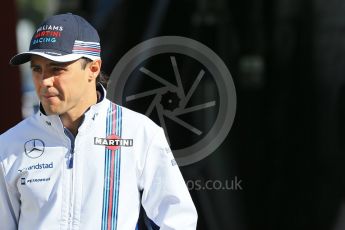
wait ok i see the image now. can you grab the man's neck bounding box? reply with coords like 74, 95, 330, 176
60, 91, 98, 136
60, 114, 85, 136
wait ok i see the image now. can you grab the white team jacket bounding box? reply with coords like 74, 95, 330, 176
0, 87, 197, 230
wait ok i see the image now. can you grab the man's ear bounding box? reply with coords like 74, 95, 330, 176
88, 59, 102, 80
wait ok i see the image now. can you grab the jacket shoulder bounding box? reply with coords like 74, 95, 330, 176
1, 115, 38, 139
0, 115, 39, 159
117, 104, 160, 130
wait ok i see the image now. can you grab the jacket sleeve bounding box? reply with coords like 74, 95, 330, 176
140, 128, 198, 230
0, 160, 20, 229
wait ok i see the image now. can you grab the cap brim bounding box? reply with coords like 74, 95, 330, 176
10, 51, 100, 65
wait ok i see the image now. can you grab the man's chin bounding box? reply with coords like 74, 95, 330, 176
41, 104, 63, 115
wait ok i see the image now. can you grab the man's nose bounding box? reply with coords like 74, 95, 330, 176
41, 72, 54, 87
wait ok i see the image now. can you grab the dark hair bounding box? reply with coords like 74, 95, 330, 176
80, 57, 109, 88
97, 71, 109, 88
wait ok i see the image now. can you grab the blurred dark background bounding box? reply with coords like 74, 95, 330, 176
2, 0, 345, 229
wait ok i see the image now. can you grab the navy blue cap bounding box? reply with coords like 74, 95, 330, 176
10, 13, 101, 65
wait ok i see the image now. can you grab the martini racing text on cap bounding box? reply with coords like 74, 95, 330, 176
10, 13, 101, 65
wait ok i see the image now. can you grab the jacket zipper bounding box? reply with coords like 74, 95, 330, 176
64, 128, 75, 229
68, 148, 74, 230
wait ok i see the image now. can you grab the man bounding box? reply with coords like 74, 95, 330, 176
0, 13, 197, 230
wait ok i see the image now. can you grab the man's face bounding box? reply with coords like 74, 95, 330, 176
30, 55, 96, 116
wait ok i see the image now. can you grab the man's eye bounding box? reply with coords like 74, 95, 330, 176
52, 67, 66, 73
31, 66, 41, 73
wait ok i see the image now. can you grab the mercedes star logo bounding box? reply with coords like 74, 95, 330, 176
24, 139, 45, 158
